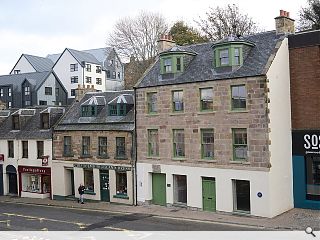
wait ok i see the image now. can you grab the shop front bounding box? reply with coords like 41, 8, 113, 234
292, 130, 320, 209
18, 166, 51, 199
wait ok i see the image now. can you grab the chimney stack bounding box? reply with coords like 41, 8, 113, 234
275, 9, 295, 34
157, 34, 175, 53
75, 84, 97, 101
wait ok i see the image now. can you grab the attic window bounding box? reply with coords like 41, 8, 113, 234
109, 104, 126, 116
163, 58, 172, 73
41, 113, 50, 129
234, 48, 240, 65
81, 106, 97, 117
14, 70, 20, 74
176, 57, 181, 71
12, 115, 20, 130
219, 49, 229, 65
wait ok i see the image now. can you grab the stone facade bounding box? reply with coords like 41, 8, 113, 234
136, 75, 270, 170
53, 130, 133, 165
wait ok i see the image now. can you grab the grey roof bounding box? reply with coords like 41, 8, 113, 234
83, 48, 113, 63
23, 54, 54, 72
0, 106, 65, 140
0, 71, 51, 91
136, 31, 285, 88
161, 45, 197, 55
81, 96, 106, 106
67, 48, 101, 65
108, 94, 134, 105
54, 90, 134, 132
46, 53, 60, 63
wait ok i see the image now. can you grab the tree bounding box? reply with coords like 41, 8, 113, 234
169, 21, 208, 45
298, 0, 320, 30
107, 11, 168, 62
195, 4, 259, 41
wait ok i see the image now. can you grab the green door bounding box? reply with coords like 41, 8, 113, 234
100, 170, 110, 202
152, 173, 166, 206
202, 178, 216, 211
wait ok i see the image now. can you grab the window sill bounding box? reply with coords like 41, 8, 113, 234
145, 113, 159, 116
113, 194, 129, 199
198, 159, 216, 163
228, 110, 249, 113
146, 156, 161, 160
84, 191, 96, 195
80, 155, 93, 159
197, 111, 215, 115
96, 155, 109, 159
63, 154, 74, 157
230, 160, 250, 165
169, 112, 185, 116
115, 156, 128, 160
172, 157, 186, 161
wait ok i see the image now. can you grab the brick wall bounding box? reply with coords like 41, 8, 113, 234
53, 130, 133, 165
136, 76, 270, 169
289, 45, 320, 129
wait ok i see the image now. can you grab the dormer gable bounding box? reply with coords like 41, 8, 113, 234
11, 108, 36, 130
212, 36, 255, 70
81, 96, 106, 117
108, 94, 134, 116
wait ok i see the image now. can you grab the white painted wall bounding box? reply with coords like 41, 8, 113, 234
266, 37, 294, 216
83, 63, 106, 92
10, 56, 36, 74
137, 163, 272, 217
37, 73, 56, 105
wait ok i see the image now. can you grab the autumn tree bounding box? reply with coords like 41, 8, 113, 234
298, 0, 320, 30
196, 4, 259, 41
169, 21, 208, 45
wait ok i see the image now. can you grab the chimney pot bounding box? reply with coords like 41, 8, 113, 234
286, 12, 290, 18
283, 11, 287, 17
280, 10, 284, 16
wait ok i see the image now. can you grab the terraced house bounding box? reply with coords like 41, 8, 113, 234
135, 12, 295, 217
52, 90, 135, 205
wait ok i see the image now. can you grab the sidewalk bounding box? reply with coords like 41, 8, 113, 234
0, 196, 318, 231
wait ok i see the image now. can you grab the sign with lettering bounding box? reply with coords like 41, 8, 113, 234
292, 131, 320, 155
18, 166, 51, 175
0, 154, 4, 162
73, 163, 131, 171
42, 156, 49, 166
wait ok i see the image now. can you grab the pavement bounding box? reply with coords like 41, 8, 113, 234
0, 195, 318, 231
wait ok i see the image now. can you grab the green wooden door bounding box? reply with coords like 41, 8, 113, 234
202, 178, 216, 211
100, 171, 110, 202
152, 173, 166, 206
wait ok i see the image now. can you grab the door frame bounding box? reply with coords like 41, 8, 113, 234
100, 170, 110, 202
202, 177, 216, 212
152, 173, 167, 206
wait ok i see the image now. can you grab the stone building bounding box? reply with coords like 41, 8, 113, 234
289, 29, 320, 210
134, 11, 294, 217
52, 90, 135, 205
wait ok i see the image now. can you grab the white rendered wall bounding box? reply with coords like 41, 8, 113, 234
37, 73, 56, 105
266, 38, 294, 216
10, 56, 36, 74
53, 50, 83, 98
83, 63, 106, 92
137, 163, 272, 217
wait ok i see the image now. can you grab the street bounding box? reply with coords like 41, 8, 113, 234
0, 202, 263, 231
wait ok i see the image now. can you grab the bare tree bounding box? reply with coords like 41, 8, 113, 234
107, 11, 168, 62
298, 0, 320, 31
195, 4, 259, 41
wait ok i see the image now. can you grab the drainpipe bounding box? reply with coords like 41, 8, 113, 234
134, 88, 138, 206
131, 130, 136, 206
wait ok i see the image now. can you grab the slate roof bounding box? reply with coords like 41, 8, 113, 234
46, 53, 60, 63
23, 54, 54, 72
54, 90, 134, 132
83, 48, 113, 63
67, 48, 101, 65
0, 71, 51, 91
0, 106, 65, 140
136, 31, 285, 88
160, 45, 197, 55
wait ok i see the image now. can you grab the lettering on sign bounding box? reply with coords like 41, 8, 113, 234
73, 163, 131, 171
304, 134, 320, 154
18, 166, 51, 175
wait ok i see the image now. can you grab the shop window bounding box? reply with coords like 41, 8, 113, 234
8, 141, 14, 158
173, 175, 187, 204
116, 137, 126, 158
201, 129, 214, 159
116, 172, 127, 195
98, 137, 108, 157
148, 129, 159, 157
172, 90, 184, 112
231, 85, 246, 110
42, 175, 51, 193
37, 141, 44, 159
22, 141, 28, 158
233, 179, 251, 213
232, 128, 247, 161
200, 88, 213, 111
22, 174, 41, 193
82, 136, 90, 156
63, 136, 72, 156
147, 92, 157, 113
84, 169, 94, 192
173, 129, 185, 158
306, 155, 320, 201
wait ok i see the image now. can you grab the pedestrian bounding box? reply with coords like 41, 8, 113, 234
78, 183, 85, 204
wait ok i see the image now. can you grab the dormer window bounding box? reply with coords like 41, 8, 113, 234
109, 104, 126, 116
219, 49, 229, 65
81, 105, 97, 117
41, 113, 50, 129
176, 57, 181, 71
164, 58, 172, 73
12, 115, 20, 130
234, 48, 240, 65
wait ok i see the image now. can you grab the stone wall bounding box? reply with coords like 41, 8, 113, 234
136, 76, 270, 170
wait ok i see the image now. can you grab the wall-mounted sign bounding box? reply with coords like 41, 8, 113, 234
42, 156, 49, 166
292, 130, 320, 155
0, 154, 4, 162
73, 163, 131, 171
257, 192, 263, 198
18, 166, 51, 175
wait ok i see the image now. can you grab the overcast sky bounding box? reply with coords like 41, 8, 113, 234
0, 0, 306, 74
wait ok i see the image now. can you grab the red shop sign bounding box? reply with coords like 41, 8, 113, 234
0, 154, 4, 162
18, 166, 51, 175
